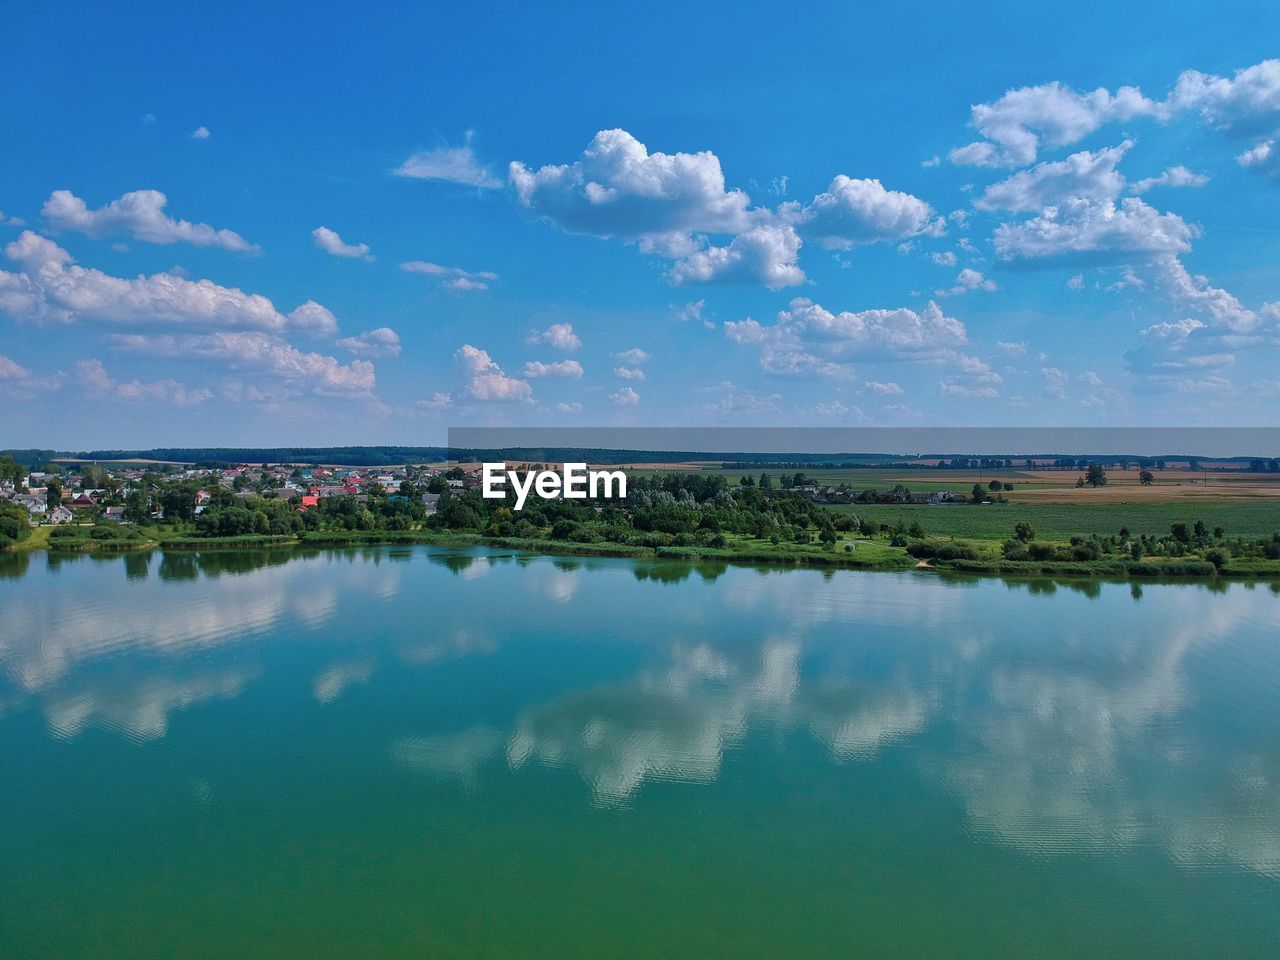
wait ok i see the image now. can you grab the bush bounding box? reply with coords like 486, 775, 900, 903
907, 541, 979, 561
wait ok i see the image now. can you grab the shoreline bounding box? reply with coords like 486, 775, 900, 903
6, 529, 1279, 583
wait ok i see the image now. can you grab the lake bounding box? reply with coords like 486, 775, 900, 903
2, 546, 1279, 958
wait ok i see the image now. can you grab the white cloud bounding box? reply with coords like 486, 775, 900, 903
190, 126, 211, 140
939, 379, 1000, 399
864, 380, 904, 395
996, 340, 1028, 355
336, 327, 400, 357
1, 231, 336, 335
1169, 59, 1280, 132
786, 175, 943, 249
456, 345, 531, 402
395, 141, 500, 188
670, 299, 706, 323
556, 401, 583, 413
1041, 366, 1069, 398
724, 296, 968, 378
976, 142, 1130, 211
950, 82, 1162, 167
666, 220, 804, 289
993, 198, 1196, 262
43, 190, 258, 253
510, 129, 752, 252
937, 268, 997, 297
614, 366, 645, 380
609, 386, 640, 406
527, 323, 581, 352
952, 59, 1280, 175
400, 260, 497, 291
312, 226, 373, 260
1237, 140, 1279, 180
613, 347, 649, 365
109, 331, 376, 395
701, 381, 780, 415
1130, 166, 1209, 194
417, 392, 453, 412
0, 353, 64, 396
1066, 274, 1085, 290
522, 359, 583, 379
76, 358, 212, 406
932, 251, 957, 267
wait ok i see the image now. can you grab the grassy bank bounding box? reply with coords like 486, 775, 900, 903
7, 523, 1277, 581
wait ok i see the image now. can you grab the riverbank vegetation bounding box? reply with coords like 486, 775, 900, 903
8, 469, 1279, 580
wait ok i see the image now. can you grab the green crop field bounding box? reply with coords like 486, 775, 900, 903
825, 501, 1280, 540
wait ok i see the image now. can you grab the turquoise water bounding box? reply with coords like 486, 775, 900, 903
2, 547, 1279, 958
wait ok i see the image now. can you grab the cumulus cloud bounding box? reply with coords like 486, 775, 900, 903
950, 82, 1161, 167
336, 327, 400, 357
556, 401, 583, 413
42, 189, 258, 252
76, 358, 212, 406
932, 251, 957, 267
993, 198, 1196, 262
395, 141, 500, 188
976, 143, 1131, 211
785, 175, 943, 249
190, 126, 211, 140
522, 359, 583, 379
1169, 59, 1280, 133
952, 58, 1280, 175
1, 231, 336, 335
312, 226, 373, 260
724, 297, 969, 378
939, 379, 1000, 399
670, 299, 706, 323
864, 380, 904, 395
1237, 140, 1279, 180
1041, 366, 1069, 398
400, 260, 497, 291
996, 340, 1029, 355
510, 129, 752, 252
1124, 257, 1280, 382
609, 386, 640, 406
0, 353, 64, 397
937, 267, 997, 296
456, 345, 531, 402
109, 331, 377, 396
1130, 166, 1209, 194
666, 221, 804, 289
614, 366, 645, 380
527, 323, 581, 352
701, 381, 780, 415
612, 347, 649, 364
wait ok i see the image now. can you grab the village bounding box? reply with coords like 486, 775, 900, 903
0, 460, 463, 526
0, 457, 979, 530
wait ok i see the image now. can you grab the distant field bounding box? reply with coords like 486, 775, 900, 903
704, 466, 1280, 502
825, 502, 1280, 540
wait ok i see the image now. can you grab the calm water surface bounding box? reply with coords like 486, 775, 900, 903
2, 547, 1279, 958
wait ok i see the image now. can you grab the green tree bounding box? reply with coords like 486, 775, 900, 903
1014, 521, 1035, 542
1085, 463, 1107, 487
1139, 470, 1154, 485
45, 478, 64, 510
971, 483, 986, 504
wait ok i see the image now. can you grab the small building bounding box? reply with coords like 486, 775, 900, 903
48, 505, 75, 525
103, 506, 126, 522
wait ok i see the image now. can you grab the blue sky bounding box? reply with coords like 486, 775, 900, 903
2, 1, 1280, 447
